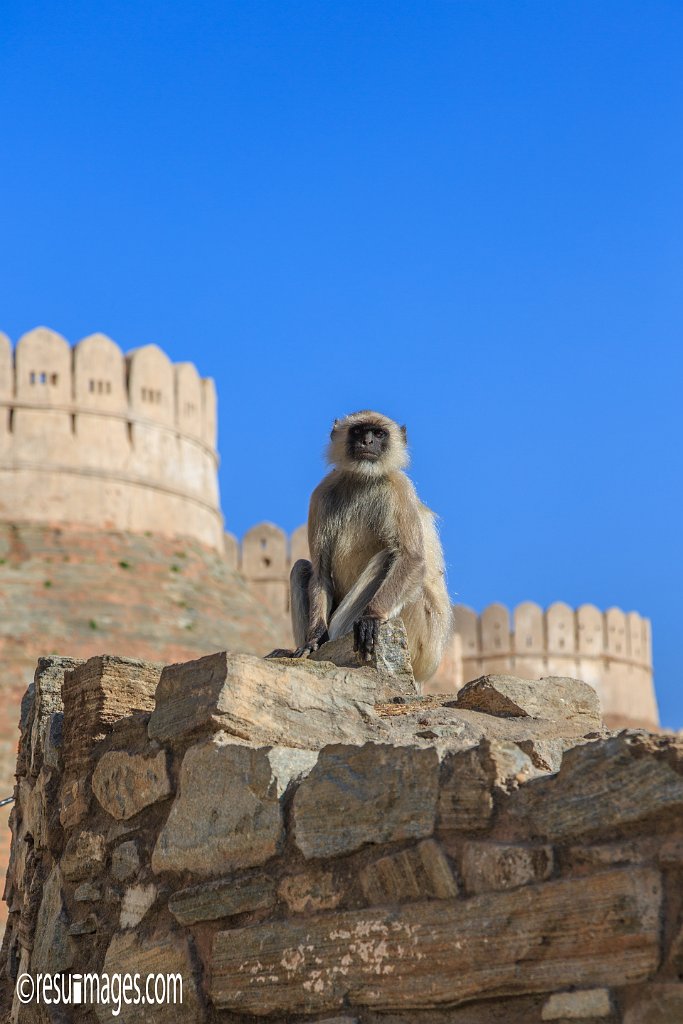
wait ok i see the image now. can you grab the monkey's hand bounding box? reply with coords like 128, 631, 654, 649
353, 615, 382, 662
292, 625, 330, 659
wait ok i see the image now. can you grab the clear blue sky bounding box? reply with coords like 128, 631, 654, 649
1, 1, 681, 728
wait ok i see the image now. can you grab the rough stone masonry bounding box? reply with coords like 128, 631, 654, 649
1, 620, 682, 1023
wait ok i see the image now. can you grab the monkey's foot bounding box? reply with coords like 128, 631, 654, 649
264, 648, 298, 659
353, 615, 382, 662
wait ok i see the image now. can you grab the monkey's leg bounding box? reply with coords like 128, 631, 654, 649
327, 550, 394, 657
290, 559, 312, 648
264, 560, 312, 658
265, 560, 329, 659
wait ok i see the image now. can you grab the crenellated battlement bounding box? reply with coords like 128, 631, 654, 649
0, 327, 223, 549
228, 521, 659, 728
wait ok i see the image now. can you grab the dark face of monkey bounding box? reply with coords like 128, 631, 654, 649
346, 422, 389, 464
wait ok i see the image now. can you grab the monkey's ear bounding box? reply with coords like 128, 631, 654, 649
400, 424, 408, 444
330, 417, 340, 440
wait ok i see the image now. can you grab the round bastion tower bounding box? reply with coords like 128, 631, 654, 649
0, 327, 223, 548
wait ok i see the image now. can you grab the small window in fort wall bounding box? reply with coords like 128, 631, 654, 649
547, 602, 576, 653
513, 602, 544, 654
453, 604, 480, 656
605, 607, 627, 657
175, 363, 203, 441
577, 604, 605, 655
241, 524, 288, 581
127, 345, 174, 426
15, 328, 71, 403
74, 334, 127, 411
480, 604, 511, 654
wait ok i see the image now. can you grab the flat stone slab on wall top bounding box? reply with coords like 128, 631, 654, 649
210, 866, 661, 1015
148, 650, 393, 748
451, 674, 602, 728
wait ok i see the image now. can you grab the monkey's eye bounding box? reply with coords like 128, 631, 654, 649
374, 429, 387, 439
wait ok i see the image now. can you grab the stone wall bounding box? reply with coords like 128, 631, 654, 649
0, 329, 222, 550
2, 633, 681, 1023
0, 522, 286, 930
229, 523, 658, 728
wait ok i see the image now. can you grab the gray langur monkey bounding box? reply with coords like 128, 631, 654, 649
268, 410, 453, 682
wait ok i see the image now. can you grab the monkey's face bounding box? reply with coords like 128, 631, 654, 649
346, 422, 389, 464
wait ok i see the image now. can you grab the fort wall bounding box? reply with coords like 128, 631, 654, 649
0, 328, 223, 550
229, 522, 658, 728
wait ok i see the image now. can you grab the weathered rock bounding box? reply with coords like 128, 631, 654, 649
210, 867, 660, 1015
111, 840, 141, 881
28, 656, 81, 777
278, 870, 343, 914
262, 746, 319, 795
438, 740, 539, 835
452, 674, 602, 730
61, 830, 107, 881
58, 656, 162, 829
152, 735, 289, 876
69, 913, 98, 935
120, 882, 157, 928
61, 655, 161, 775
169, 872, 277, 925
97, 930, 204, 1023
503, 733, 683, 840
92, 748, 172, 820
308, 618, 417, 698
31, 866, 73, 974
293, 743, 439, 859
461, 841, 553, 895
622, 985, 683, 1023
148, 651, 395, 748
360, 839, 458, 904
74, 881, 102, 902
542, 987, 613, 1019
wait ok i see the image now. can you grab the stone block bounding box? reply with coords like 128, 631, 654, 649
92, 748, 172, 820
461, 841, 553, 895
308, 618, 417, 698
504, 733, 683, 841
452, 674, 602, 730
74, 881, 102, 902
111, 840, 141, 881
360, 839, 458, 904
69, 913, 98, 935
61, 830, 106, 882
148, 651, 391, 748
28, 656, 81, 777
293, 743, 439, 859
278, 870, 343, 914
61, 655, 161, 781
169, 872, 277, 925
623, 986, 683, 1023
97, 930, 204, 1023
210, 867, 660, 1016
438, 740, 538, 834
542, 988, 612, 1019
31, 866, 73, 974
120, 883, 157, 929
152, 735, 290, 876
